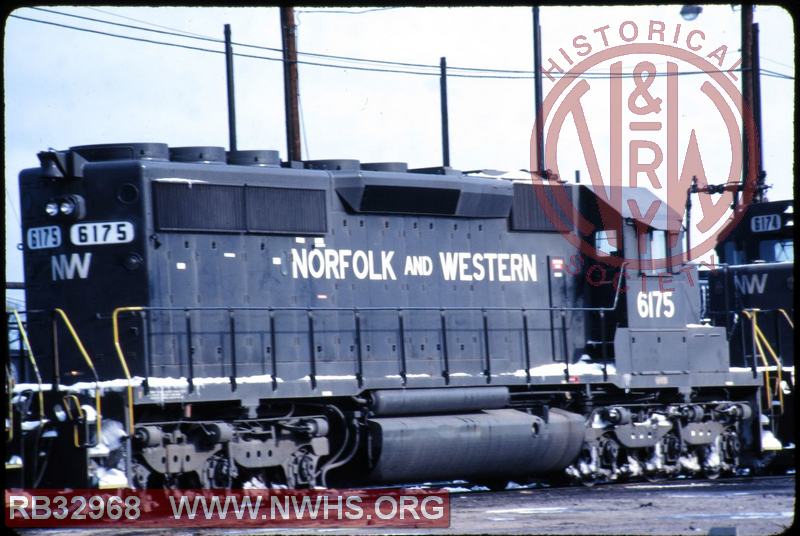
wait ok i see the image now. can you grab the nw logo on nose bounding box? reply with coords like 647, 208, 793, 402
51, 253, 92, 280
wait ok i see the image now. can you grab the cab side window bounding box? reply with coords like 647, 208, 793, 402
595, 229, 620, 257
638, 228, 670, 275
722, 242, 746, 264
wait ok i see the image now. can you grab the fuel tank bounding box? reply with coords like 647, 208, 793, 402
366, 407, 585, 483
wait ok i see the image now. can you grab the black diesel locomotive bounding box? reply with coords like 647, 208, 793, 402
703, 198, 794, 460
8, 143, 772, 489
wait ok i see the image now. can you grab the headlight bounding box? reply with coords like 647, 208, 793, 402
45, 194, 85, 219
59, 200, 76, 215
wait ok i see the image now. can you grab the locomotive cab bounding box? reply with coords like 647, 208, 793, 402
575, 185, 730, 384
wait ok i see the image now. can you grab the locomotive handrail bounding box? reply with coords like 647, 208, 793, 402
7, 309, 45, 423
111, 264, 626, 392
742, 309, 784, 414
52, 308, 102, 442
107, 265, 630, 315
109, 303, 619, 314
741, 309, 774, 409
62, 393, 87, 448
111, 306, 141, 435
777, 308, 794, 329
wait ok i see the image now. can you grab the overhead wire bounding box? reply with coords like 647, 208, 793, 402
5, 187, 21, 227
25, 7, 795, 80
28, 7, 541, 74
83, 6, 212, 38
10, 10, 795, 81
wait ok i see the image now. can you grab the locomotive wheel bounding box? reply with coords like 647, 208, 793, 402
646, 433, 681, 482
721, 429, 741, 471
285, 447, 320, 489
130, 461, 152, 489
599, 436, 621, 473
700, 444, 723, 480
203, 453, 236, 488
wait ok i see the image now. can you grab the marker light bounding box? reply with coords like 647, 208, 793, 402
45, 202, 59, 216
59, 200, 76, 215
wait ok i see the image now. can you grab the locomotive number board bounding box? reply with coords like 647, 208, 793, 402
26, 225, 62, 250
70, 221, 135, 246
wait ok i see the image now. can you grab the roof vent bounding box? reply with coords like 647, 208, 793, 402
361, 162, 409, 173
69, 143, 169, 162
169, 146, 226, 164
304, 159, 361, 171
227, 150, 281, 167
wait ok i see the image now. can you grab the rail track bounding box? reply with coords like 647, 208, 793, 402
15, 474, 792, 536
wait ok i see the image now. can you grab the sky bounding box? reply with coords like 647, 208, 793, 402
4, 5, 795, 303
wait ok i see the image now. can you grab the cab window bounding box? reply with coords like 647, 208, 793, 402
595, 229, 620, 257
758, 239, 793, 262
638, 228, 669, 274
722, 241, 746, 264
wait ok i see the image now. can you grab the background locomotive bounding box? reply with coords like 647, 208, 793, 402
6, 142, 775, 489
702, 198, 794, 463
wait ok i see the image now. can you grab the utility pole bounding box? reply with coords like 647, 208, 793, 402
751, 21, 766, 202
740, 4, 756, 202
532, 6, 545, 178
224, 24, 237, 152
280, 6, 302, 163
681, 4, 766, 204
440, 57, 450, 168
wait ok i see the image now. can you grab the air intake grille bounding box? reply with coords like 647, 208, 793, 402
154, 183, 244, 231
246, 187, 327, 233
153, 182, 327, 234
510, 183, 573, 232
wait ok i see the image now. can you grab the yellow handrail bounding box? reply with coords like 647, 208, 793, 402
741, 308, 794, 414
112, 306, 143, 435
62, 394, 85, 448
778, 308, 794, 330
753, 324, 782, 411
754, 321, 784, 412
741, 310, 773, 410
9, 309, 45, 422
53, 308, 101, 441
